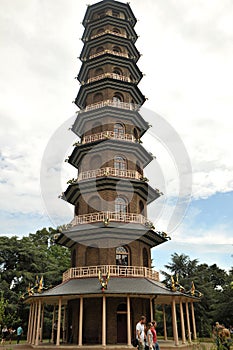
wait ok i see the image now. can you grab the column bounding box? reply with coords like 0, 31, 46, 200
63, 305, 67, 343
56, 297, 62, 346
29, 302, 35, 344
171, 298, 179, 346
162, 305, 167, 341
35, 299, 42, 345
40, 303, 44, 343
27, 304, 32, 343
150, 297, 153, 321
186, 301, 191, 343
32, 301, 38, 345
127, 296, 131, 346
78, 297, 83, 346
179, 300, 186, 344
102, 295, 106, 346
51, 304, 56, 343
191, 302, 197, 340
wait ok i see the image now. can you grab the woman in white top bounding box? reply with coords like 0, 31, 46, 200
146, 323, 153, 350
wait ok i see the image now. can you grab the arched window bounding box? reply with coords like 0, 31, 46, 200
95, 46, 105, 54
112, 27, 121, 34
93, 92, 103, 103
97, 28, 105, 34
139, 200, 145, 216
114, 123, 125, 138
116, 246, 129, 266
114, 155, 126, 170
113, 46, 122, 53
113, 67, 123, 76
95, 67, 104, 76
115, 197, 127, 213
143, 248, 149, 267
113, 92, 124, 102
71, 249, 76, 267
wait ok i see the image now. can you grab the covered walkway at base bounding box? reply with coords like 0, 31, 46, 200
25, 277, 199, 347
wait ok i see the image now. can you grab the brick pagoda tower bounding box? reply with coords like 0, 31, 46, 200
26, 1, 199, 347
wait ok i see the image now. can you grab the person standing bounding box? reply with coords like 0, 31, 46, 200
136, 315, 146, 350
1, 325, 8, 345
8, 327, 15, 344
145, 323, 153, 350
151, 321, 160, 350
16, 325, 23, 344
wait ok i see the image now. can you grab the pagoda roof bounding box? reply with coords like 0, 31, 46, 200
68, 139, 153, 169
26, 277, 199, 304
77, 55, 143, 83
56, 221, 167, 249
75, 79, 145, 109
82, 0, 137, 28
72, 107, 148, 138
81, 16, 138, 44
80, 34, 140, 62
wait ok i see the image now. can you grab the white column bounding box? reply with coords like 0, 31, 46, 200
150, 298, 153, 321
51, 304, 56, 343
35, 299, 42, 345
180, 300, 186, 344
27, 304, 32, 343
56, 297, 62, 346
32, 301, 38, 345
63, 305, 67, 343
102, 295, 106, 346
171, 298, 179, 346
78, 297, 83, 346
40, 303, 44, 342
127, 296, 131, 346
162, 304, 167, 341
29, 302, 35, 344
191, 302, 197, 340
186, 302, 191, 343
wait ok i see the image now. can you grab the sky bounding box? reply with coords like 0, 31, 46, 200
0, 0, 233, 274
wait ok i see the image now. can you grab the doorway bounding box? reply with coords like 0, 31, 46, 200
117, 303, 127, 343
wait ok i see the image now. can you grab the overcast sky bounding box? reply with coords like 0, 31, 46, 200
1, 0, 233, 272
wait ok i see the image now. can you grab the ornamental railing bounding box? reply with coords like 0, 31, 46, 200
89, 49, 129, 60
79, 100, 140, 113
62, 265, 159, 282
82, 131, 135, 144
87, 72, 131, 84
90, 30, 127, 40
70, 211, 151, 226
78, 167, 141, 181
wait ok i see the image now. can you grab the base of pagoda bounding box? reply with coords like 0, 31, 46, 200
25, 341, 202, 350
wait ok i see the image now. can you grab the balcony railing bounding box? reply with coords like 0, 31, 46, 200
78, 167, 141, 181
89, 49, 129, 60
80, 100, 140, 113
70, 211, 151, 226
82, 131, 135, 144
62, 264, 159, 282
87, 72, 131, 84
90, 30, 127, 40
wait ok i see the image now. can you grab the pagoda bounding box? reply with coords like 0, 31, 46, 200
26, 0, 199, 348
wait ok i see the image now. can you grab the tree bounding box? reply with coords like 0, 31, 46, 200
161, 253, 231, 337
